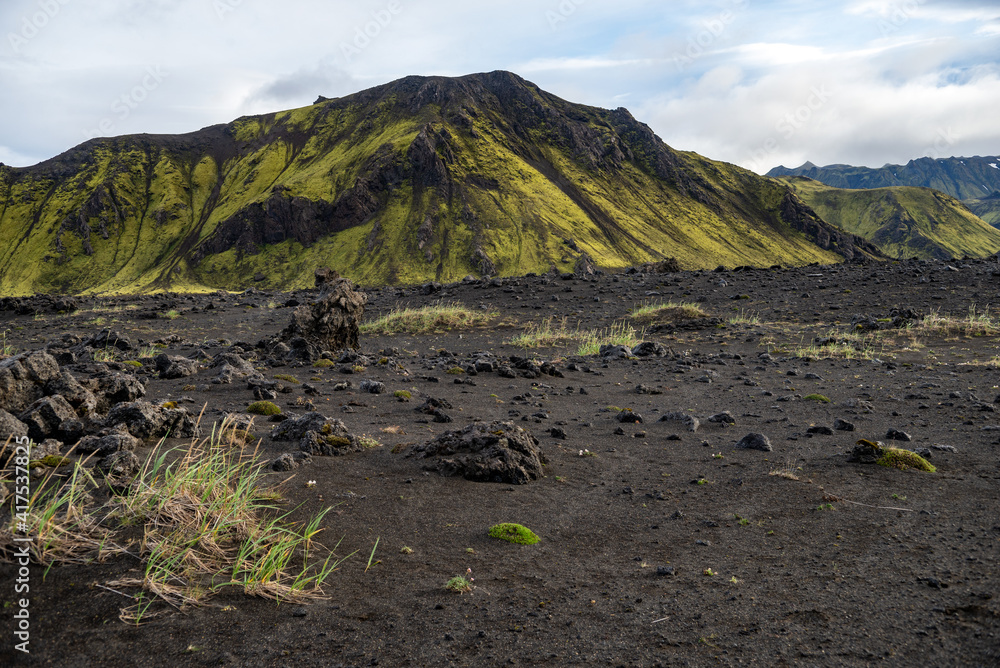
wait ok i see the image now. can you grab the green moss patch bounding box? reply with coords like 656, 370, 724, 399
803, 394, 831, 403
488, 523, 539, 545
877, 448, 936, 472
247, 401, 281, 416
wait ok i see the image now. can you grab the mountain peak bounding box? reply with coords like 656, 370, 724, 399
0, 72, 878, 294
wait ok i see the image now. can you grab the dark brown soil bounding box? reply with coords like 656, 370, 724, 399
2, 258, 1000, 667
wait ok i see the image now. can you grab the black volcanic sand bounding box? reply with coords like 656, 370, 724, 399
2, 258, 1000, 667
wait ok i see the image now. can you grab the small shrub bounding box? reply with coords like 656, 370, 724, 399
444, 572, 474, 594
488, 523, 539, 545
247, 401, 281, 416
357, 435, 382, 449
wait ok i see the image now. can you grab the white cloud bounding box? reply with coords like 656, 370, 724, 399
0, 0, 997, 172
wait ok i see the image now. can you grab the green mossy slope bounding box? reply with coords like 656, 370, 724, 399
781, 177, 1000, 259
1, 72, 877, 295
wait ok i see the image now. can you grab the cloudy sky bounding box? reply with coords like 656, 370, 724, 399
1, 0, 998, 172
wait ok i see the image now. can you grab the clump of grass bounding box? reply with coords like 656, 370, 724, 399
1, 462, 115, 567
313, 359, 335, 368
137, 345, 159, 359
803, 394, 831, 403
445, 367, 465, 375
911, 305, 1000, 337
93, 347, 117, 363
361, 303, 496, 335
356, 435, 382, 449
575, 321, 645, 357
877, 448, 936, 473
507, 317, 581, 348
123, 360, 143, 368
105, 433, 348, 621
273, 374, 300, 385
769, 466, 800, 481
247, 401, 281, 417
444, 568, 475, 594
1, 329, 15, 357
160, 310, 181, 320
488, 523, 539, 545
728, 309, 761, 325
393, 390, 412, 402
630, 300, 708, 322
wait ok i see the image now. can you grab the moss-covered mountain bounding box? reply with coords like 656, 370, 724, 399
768, 156, 1000, 201
965, 192, 1000, 229
0, 71, 880, 295
781, 176, 1000, 259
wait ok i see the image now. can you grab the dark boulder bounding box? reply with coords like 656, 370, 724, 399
74, 423, 141, 456
409, 421, 547, 484
154, 354, 199, 379
104, 401, 199, 439
0, 350, 62, 414
735, 433, 773, 452
18, 395, 78, 441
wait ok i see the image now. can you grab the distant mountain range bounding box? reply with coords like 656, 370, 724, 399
768, 156, 1000, 201
779, 177, 1000, 260
0, 71, 880, 295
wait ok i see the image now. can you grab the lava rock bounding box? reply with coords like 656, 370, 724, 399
833, 418, 856, 432
74, 423, 141, 456
154, 354, 199, 380
735, 433, 773, 452
410, 421, 547, 484
103, 400, 200, 439
886, 428, 912, 442
274, 278, 367, 358
18, 395, 78, 441
0, 350, 62, 414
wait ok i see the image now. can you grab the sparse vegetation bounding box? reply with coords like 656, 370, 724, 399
2, 427, 349, 624
273, 374, 300, 384
313, 359, 335, 368
361, 303, 496, 335
444, 569, 475, 594
508, 318, 644, 355
631, 300, 708, 322
393, 390, 412, 401
575, 321, 645, 357
803, 394, 831, 403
